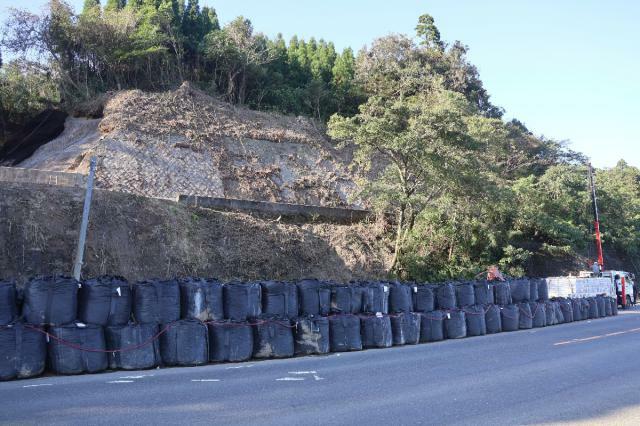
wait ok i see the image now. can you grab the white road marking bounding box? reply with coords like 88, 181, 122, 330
555, 327, 640, 346
226, 364, 255, 369
23, 384, 53, 388
288, 371, 317, 375
276, 377, 304, 381
107, 380, 134, 383
313, 375, 324, 381
191, 379, 220, 382
120, 375, 153, 379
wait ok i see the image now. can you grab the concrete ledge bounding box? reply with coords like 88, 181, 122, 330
0, 167, 86, 187
178, 194, 373, 223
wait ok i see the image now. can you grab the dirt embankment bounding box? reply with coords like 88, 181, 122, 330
0, 183, 391, 284
18, 82, 360, 207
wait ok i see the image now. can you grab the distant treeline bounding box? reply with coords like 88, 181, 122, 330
1, 1, 638, 280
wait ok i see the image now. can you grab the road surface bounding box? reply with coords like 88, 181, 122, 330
2, 308, 640, 425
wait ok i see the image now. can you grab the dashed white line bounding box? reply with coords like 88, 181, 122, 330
226, 364, 255, 369
191, 379, 220, 382
107, 380, 134, 383
288, 371, 317, 375
276, 377, 305, 381
23, 384, 53, 388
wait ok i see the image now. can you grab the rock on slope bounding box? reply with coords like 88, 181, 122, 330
20, 82, 359, 207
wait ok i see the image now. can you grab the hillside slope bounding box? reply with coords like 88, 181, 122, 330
20, 82, 360, 206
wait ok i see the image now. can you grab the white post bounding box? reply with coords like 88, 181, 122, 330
72, 156, 97, 281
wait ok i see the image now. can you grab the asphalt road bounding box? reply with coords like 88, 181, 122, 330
2, 309, 640, 426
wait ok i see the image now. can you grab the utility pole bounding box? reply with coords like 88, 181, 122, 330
72, 156, 97, 281
588, 163, 604, 270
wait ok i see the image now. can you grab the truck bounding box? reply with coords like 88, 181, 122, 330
546, 270, 636, 307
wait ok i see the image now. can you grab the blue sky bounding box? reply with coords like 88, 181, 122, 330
1, 0, 637, 168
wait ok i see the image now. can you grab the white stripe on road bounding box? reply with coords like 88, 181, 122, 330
555, 327, 640, 345
191, 379, 220, 382
276, 377, 304, 381
23, 384, 53, 388
108, 380, 134, 383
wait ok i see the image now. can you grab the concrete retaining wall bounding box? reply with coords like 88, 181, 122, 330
0, 167, 86, 188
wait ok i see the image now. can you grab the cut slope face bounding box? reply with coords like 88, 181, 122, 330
20, 82, 359, 206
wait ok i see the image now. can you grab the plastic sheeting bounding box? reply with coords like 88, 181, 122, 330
485, 304, 502, 334
260, 281, 298, 320
518, 303, 533, 329
473, 282, 494, 305
160, 319, 209, 366
500, 305, 519, 332
391, 312, 421, 345
296, 280, 330, 317
529, 302, 546, 328
360, 315, 393, 348
295, 317, 330, 355
207, 321, 253, 362
253, 318, 295, 359
179, 278, 223, 322
223, 282, 262, 321
444, 310, 467, 339
331, 285, 363, 314
413, 285, 435, 313
0, 322, 46, 381
78, 276, 131, 326
494, 282, 512, 306
105, 323, 161, 370
22, 276, 78, 326
0, 281, 17, 325
419, 311, 445, 342
361, 282, 390, 314
464, 305, 486, 336
436, 284, 456, 310
510, 280, 531, 303
328, 315, 362, 352
133, 279, 181, 324
455, 283, 475, 308
388, 283, 413, 313
48, 323, 108, 375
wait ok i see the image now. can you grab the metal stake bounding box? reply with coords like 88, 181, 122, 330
72, 156, 97, 281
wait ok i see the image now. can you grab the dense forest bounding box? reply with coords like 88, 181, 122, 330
1, 0, 639, 280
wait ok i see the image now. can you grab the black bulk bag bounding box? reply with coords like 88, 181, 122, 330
331, 285, 362, 314
253, 318, 295, 359
530, 302, 546, 328
328, 315, 362, 352
559, 300, 573, 323
361, 282, 389, 314
296, 279, 330, 317
544, 302, 557, 326
444, 310, 467, 339
571, 299, 583, 321
464, 305, 486, 337
596, 296, 606, 318
223, 281, 262, 321
360, 314, 393, 348
436, 284, 456, 310
0, 281, 17, 325
500, 305, 519, 332
413, 285, 435, 312
587, 297, 599, 319
554, 302, 565, 324
78, 276, 131, 326
295, 317, 330, 355
179, 278, 223, 322
260, 281, 298, 320
0, 322, 46, 381
529, 279, 539, 302
485, 304, 502, 334
518, 303, 533, 329
420, 311, 445, 342
611, 297, 618, 315
133, 279, 180, 324
455, 283, 475, 308
510, 280, 531, 303
105, 323, 161, 370
604, 297, 613, 316
579, 299, 590, 320
388, 282, 413, 313
160, 319, 208, 366
22, 276, 78, 326
48, 323, 108, 374
207, 321, 253, 362
537, 279, 549, 301
473, 282, 494, 306
390, 312, 421, 345
494, 282, 512, 306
